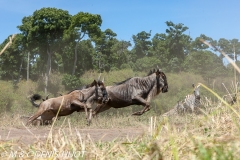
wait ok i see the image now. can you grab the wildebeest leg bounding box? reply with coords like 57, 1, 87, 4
92, 103, 105, 116
26, 109, 46, 126
88, 108, 93, 124
71, 100, 89, 125
131, 96, 150, 116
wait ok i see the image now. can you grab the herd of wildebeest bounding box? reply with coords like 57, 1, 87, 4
26, 67, 204, 126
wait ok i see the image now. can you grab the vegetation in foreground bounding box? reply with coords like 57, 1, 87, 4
0, 70, 239, 159
0, 98, 240, 160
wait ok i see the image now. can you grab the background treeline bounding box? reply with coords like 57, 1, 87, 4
0, 7, 239, 96
0, 70, 233, 116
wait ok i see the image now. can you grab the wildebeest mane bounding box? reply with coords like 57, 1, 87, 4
147, 69, 156, 76
114, 69, 157, 86
114, 78, 132, 86
67, 80, 98, 94
112, 76, 158, 100
67, 85, 89, 94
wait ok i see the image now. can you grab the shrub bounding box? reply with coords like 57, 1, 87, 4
0, 81, 15, 113
62, 74, 81, 91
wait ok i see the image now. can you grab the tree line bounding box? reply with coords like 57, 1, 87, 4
0, 7, 239, 92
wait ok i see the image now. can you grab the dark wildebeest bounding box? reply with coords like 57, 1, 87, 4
27, 79, 106, 126
91, 68, 168, 119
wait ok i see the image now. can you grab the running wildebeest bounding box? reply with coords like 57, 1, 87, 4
176, 84, 201, 114
27, 79, 106, 126
91, 68, 168, 118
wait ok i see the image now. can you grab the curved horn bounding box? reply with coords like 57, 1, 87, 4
98, 73, 102, 81
45, 94, 49, 100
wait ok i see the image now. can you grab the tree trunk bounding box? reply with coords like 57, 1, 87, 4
18, 57, 23, 82
72, 40, 80, 75
45, 47, 52, 94
27, 52, 29, 81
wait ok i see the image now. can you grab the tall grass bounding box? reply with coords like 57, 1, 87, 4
1, 63, 240, 159
1, 103, 240, 159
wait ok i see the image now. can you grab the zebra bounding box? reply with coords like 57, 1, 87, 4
176, 84, 201, 114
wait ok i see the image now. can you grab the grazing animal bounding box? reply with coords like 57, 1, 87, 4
27, 80, 105, 126
176, 84, 201, 114
92, 68, 168, 116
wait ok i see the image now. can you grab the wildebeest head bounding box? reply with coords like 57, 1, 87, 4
148, 68, 168, 93
97, 78, 108, 103
158, 69, 168, 93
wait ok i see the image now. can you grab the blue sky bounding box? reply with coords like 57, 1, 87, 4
0, 0, 239, 44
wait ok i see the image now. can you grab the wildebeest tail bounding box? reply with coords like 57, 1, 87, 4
30, 94, 42, 107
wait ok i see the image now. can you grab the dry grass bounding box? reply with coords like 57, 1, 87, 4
1, 99, 240, 159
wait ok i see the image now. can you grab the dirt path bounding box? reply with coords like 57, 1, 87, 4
0, 127, 145, 145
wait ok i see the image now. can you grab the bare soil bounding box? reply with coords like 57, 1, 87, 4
0, 127, 145, 145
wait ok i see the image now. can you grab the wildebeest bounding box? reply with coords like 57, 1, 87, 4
91, 68, 168, 117
176, 84, 201, 114
21, 115, 59, 126
27, 79, 106, 126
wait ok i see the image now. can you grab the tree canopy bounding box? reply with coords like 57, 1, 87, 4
0, 8, 238, 91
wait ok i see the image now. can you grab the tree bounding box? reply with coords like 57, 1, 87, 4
65, 12, 102, 75
18, 7, 71, 93
183, 50, 227, 79
132, 31, 152, 60
109, 40, 132, 70
0, 34, 27, 82
191, 34, 213, 51
0, 34, 16, 55
150, 33, 170, 71
134, 57, 161, 72
216, 38, 240, 63
93, 29, 118, 72
165, 21, 191, 68
229, 39, 240, 61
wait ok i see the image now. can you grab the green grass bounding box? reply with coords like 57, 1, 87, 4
1, 69, 240, 159
1, 100, 240, 159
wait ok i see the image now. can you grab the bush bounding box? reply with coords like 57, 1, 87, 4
62, 74, 82, 91
133, 57, 161, 72
0, 81, 15, 113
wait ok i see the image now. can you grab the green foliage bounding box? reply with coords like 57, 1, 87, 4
191, 34, 212, 51
120, 63, 132, 70
165, 21, 191, 61
0, 7, 239, 93
133, 57, 161, 72
195, 142, 234, 160
18, 7, 71, 48
0, 34, 26, 80
48, 72, 65, 95
0, 81, 15, 113
183, 50, 227, 78
62, 74, 81, 90
132, 31, 152, 60
93, 29, 119, 72
67, 12, 102, 39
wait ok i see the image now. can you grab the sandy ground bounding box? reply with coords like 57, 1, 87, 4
0, 126, 145, 145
